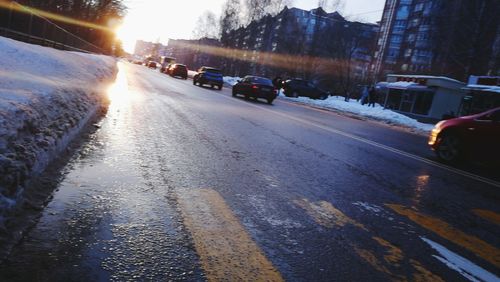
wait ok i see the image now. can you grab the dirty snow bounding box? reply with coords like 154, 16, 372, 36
223, 76, 240, 87
352, 202, 383, 214
0, 36, 116, 223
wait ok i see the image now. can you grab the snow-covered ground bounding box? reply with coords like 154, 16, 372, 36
0, 37, 116, 222
223, 76, 240, 87
281, 95, 435, 133
223, 75, 435, 133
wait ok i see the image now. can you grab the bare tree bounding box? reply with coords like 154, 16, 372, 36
220, 0, 242, 41
317, 0, 345, 12
268, 0, 293, 15
433, 0, 500, 81
193, 11, 220, 39
242, 0, 293, 25
243, 0, 271, 24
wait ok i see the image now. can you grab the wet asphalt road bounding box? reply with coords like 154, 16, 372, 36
0, 62, 498, 281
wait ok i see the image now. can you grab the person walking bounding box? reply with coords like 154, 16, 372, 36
360, 86, 369, 105
368, 86, 377, 107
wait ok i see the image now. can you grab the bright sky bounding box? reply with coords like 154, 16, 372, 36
118, 0, 385, 53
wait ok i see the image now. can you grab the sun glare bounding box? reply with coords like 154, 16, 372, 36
107, 64, 134, 107
115, 23, 137, 54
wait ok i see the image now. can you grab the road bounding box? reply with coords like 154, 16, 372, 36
0, 62, 498, 281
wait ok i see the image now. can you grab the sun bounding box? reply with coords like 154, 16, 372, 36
115, 23, 137, 54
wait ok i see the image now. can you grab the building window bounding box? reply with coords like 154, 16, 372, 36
396, 5, 410, 20
390, 35, 403, 44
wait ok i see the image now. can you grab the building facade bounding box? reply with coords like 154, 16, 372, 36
374, 0, 500, 82
221, 7, 378, 93
167, 38, 222, 70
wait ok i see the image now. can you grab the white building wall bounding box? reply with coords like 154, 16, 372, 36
428, 88, 466, 119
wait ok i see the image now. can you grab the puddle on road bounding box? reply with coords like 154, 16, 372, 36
0, 63, 203, 281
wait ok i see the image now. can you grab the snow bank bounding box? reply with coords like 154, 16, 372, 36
280, 95, 435, 133
188, 70, 197, 79
224, 76, 241, 87
0, 37, 116, 223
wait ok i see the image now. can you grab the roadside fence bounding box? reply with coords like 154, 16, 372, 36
0, 1, 105, 54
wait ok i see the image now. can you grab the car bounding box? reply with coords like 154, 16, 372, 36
167, 64, 188, 79
147, 61, 158, 69
193, 66, 223, 90
428, 107, 500, 164
232, 76, 277, 104
160, 63, 173, 74
282, 79, 329, 100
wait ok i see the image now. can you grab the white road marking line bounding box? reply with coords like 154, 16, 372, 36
421, 237, 499, 282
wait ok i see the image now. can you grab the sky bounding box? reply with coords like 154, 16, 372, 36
118, 0, 386, 53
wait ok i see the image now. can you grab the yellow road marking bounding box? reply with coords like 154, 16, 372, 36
410, 259, 444, 282
177, 188, 283, 282
372, 237, 443, 281
296, 198, 442, 280
293, 198, 367, 230
386, 204, 500, 268
352, 244, 406, 281
472, 209, 500, 225
373, 237, 404, 266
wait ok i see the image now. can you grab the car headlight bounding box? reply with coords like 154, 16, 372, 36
428, 121, 446, 145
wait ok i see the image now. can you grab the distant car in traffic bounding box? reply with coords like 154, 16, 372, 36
147, 61, 158, 69
282, 79, 329, 100
167, 64, 188, 79
193, 67, 223, 90
160, 63, 171, 73
232, 76, 277, 104
428, 107, 500, 165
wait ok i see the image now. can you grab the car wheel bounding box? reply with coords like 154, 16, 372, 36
436, 133, 462, 163
292, 91, 299, 98
244, 93, 250, 100
267, 98, 274, 104
193, 78, 197, 85
232, 88, 237, 97
319, 94, 328, 100
217, 85, 222, 90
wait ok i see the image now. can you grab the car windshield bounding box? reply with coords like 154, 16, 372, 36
204, 68, 221, 74
249, 77, 273, 86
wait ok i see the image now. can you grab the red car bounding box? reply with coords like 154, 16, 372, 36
428, 107, 500, 164
167, 64, 188, 79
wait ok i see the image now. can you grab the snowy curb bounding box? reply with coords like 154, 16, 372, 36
278, 94, 435, 135
0, 37, 117, 226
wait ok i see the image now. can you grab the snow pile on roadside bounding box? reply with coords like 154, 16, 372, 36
188, 70, 197, 78
224, 76, 241, 87
281, 95, 435, 133
0, 36, 116, 222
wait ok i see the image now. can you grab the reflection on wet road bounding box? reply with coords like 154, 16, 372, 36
0, 62, 498, 281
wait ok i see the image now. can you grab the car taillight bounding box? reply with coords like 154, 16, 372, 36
252, 85, 259, 89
